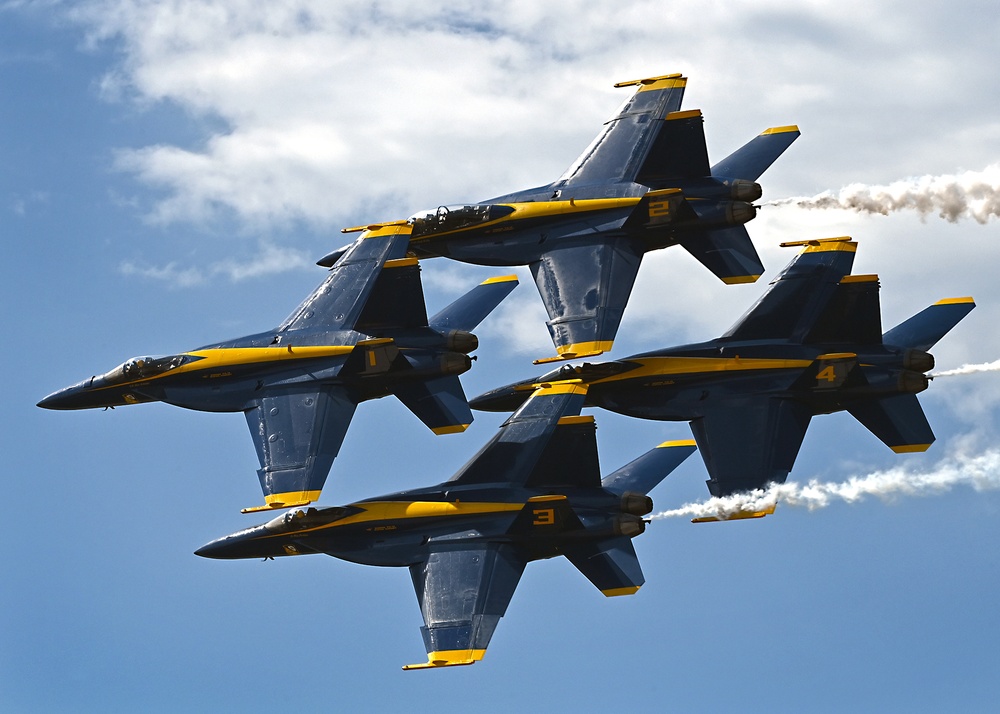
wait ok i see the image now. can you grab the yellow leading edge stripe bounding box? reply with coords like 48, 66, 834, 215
403, 649, 486, 670
602, 586, 641, 597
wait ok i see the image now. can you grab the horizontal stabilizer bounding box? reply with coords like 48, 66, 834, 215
710, 125, 801, 181
429, 274, 519, 332
678, 225, 764, 285
847, 393, 935, 453
392, 374, 473, 435
601, 440, 697, 495
882, 297, 976, 351
242, 387, 358, 512
564, 537, 644, 597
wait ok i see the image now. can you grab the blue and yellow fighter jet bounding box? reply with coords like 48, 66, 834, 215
332, 73, 799, 360
37, 224, 517, 512
196, 382, 696, 669
472, 238, 974, 514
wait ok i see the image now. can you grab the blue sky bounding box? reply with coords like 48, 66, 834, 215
4, 2, 1000, 711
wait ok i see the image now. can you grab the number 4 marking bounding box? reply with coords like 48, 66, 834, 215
816, 365, 838, 383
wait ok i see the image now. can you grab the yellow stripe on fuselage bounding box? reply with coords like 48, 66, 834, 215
589, 356, 814, 384
88, 345, 356, 393
256, 501, 527, 539
408, 198, 641, 242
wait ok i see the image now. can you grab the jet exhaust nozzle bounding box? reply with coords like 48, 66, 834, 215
903, 349, 934, 373
898, 369, 929, 393
727, 179, 763, 202
620, 491, 653, 517
689, 201, 757, 228
442, 329, 479, 354
613, 513, 646, 538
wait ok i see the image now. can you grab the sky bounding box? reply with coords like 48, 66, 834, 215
4, 1, 1000, 711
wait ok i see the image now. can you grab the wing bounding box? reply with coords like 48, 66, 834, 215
563, 536, 645, 597
530, 237, 644, 358
722, 238, 859, 343
690, 398, 813, 498
447, 383, 589, 487
403, 544, 527, 670
391, 374, 473, 435
558, 73, 687, 187
241, 386, 357, 512
278, 223, 411, 333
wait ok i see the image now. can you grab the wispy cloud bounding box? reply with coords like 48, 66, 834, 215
120, 242, 311, 288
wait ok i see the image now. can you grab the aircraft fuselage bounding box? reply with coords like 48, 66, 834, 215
196, 483, 647, 568
472, 338, 932, 422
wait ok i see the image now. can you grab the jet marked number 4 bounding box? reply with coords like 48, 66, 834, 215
816, 366, 838, 383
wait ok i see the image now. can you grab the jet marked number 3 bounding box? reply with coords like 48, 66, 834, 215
532, 508, 556, 526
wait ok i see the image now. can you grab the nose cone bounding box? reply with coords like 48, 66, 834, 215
37, 382, 95, 410
469, 383, 532, 413
195, 526, 304, 560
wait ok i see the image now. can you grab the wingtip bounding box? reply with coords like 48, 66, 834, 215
761, 124, 800, 136
480, 274, 519, 286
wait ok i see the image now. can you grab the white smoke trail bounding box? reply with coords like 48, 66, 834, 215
931, 359, 1000, 378
766, 164, 1000, 224
649, 447, 1000, 521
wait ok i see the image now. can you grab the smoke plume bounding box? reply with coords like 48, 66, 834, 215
931, 359, 1000, 378
766, 164, 1000, 223
649, 447, 1000, 521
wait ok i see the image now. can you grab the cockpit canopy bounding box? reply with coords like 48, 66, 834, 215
407, 204, 514, 237
264, 506, 350, 533
100, 354, 196, 385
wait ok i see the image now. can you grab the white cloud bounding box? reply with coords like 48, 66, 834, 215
65, 1, 1000, 229
120, 241, 312, 287
49, 0, 1000, 380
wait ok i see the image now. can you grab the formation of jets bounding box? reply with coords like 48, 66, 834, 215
38, 74, 975, 668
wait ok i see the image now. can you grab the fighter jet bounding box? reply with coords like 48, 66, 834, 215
471, 238, 974, 514
37, 223, 517, 512
333, 73, 799, 360
196, 382, 696, 669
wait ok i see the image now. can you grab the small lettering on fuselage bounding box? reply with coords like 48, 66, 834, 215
206, 372, 233, 379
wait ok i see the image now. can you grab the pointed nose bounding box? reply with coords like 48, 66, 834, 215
37, 385, 86, 410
